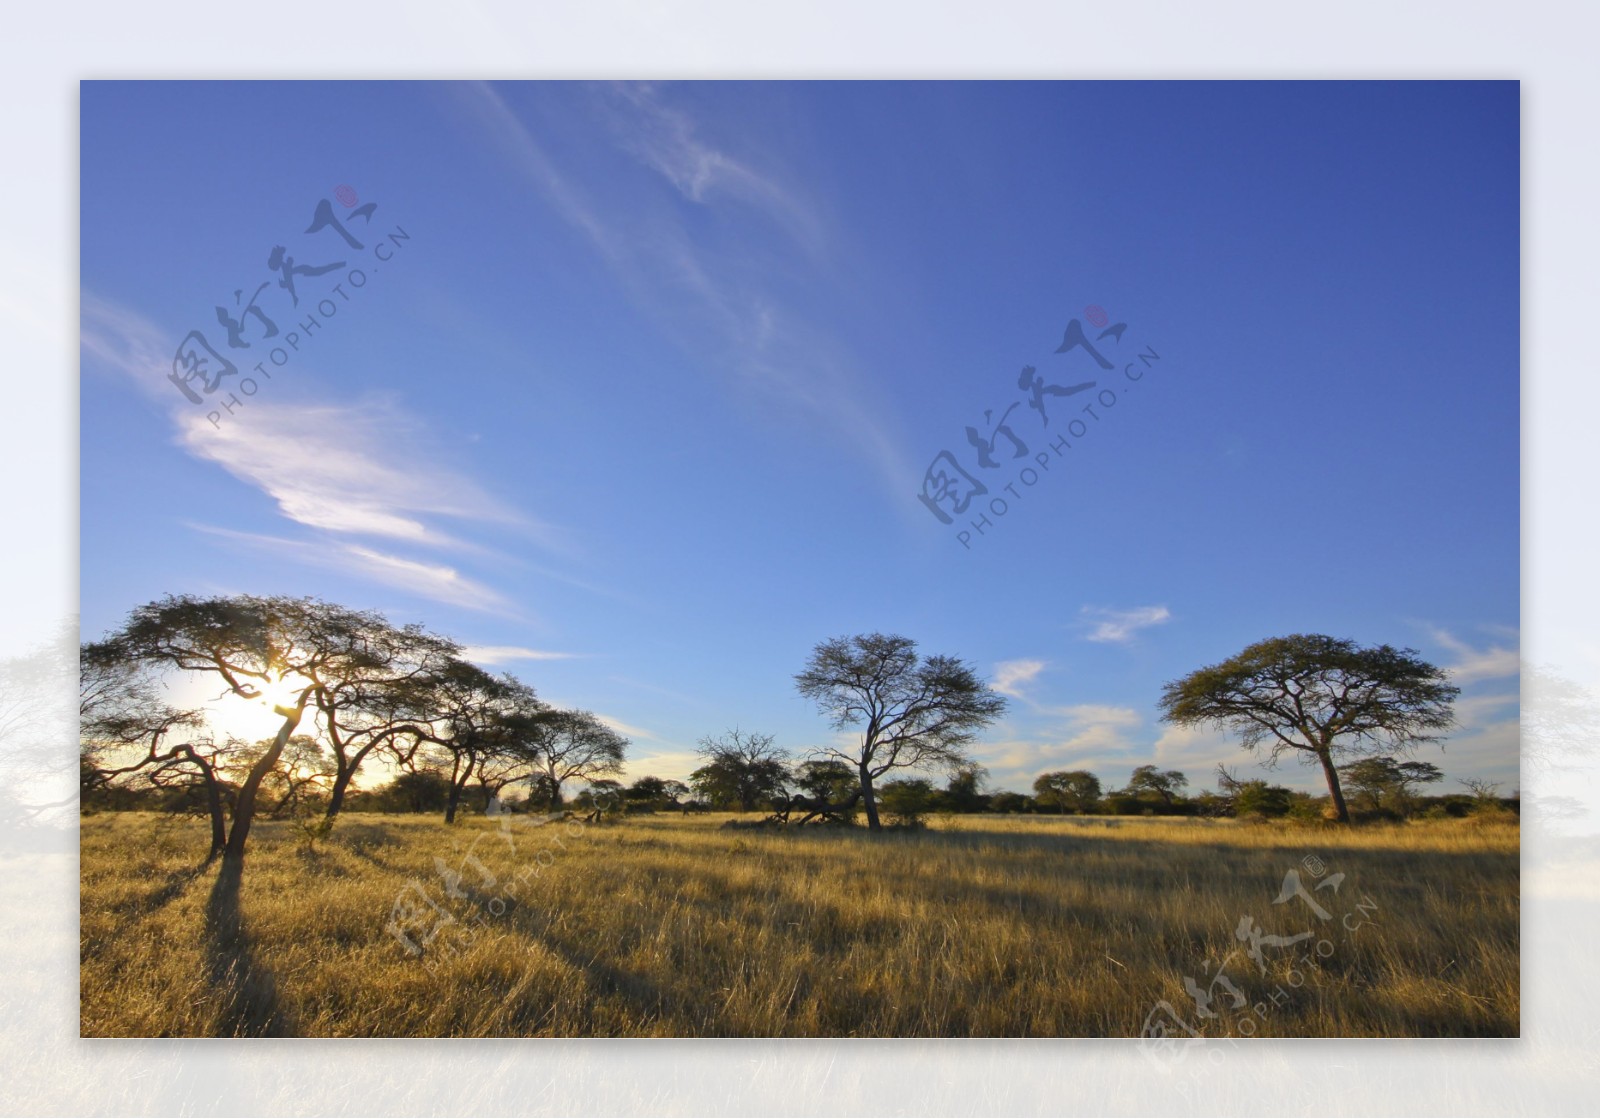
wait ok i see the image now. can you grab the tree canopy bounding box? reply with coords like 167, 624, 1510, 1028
1033, 770, 1102, 814
690, 728, 790, 811
1337, 757, 1445, 815
1126, 765, 1188, 806
1158, 634, 1458, 822
795, 632, 1007, 831
522, 709, 628, 807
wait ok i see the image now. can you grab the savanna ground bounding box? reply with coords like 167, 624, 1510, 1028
79, 811, 1518, 1038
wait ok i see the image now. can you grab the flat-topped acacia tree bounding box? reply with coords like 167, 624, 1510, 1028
79, 644, 229, 857
795, 632, 1008, 831
104, 594, 453, 864
522, 709, 629, 809
310, 624, 461, 824
1158, 634, 1458, 823
400, 661, 545, 824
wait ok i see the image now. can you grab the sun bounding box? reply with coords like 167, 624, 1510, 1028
256, 669, 311, 714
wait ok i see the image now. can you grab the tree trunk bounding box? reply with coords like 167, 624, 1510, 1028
224, 705, 303, 864
444, 750, 474, 823
202, 771, 227, 860
324, 768, 354, 821
1317, 748, 1351, 823
859, 766, 881, 831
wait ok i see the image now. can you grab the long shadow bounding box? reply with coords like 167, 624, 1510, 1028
203, 859, 296, 1037
330, 831, 678, 1034
104, 857, 210, 924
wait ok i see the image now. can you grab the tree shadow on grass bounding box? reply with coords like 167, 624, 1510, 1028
105, 857, 210, 922
203, 860, 296, 1037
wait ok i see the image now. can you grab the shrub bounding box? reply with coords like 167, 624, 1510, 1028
1286, 798, 1330, 824
988, 792, 1033, 814
879, 778, 938, 827
1234, 781, 1294, 818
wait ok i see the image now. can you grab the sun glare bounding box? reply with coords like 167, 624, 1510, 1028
257, 669, 310, 714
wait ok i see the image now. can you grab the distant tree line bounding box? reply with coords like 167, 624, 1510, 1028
657, 745, 1515, 825
83, 607, 1498, 873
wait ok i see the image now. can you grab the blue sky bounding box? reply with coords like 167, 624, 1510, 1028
79, 80, 1520, 796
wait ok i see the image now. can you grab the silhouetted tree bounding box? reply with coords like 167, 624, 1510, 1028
524, 710, 628, 808
793, 759, 857, 802
388, 769, 452, 813
79, 642, 238, 856
400, 661, 541, 824
101, 595, 463, 863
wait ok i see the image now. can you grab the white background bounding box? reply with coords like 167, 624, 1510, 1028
3, 2, 1595, 1114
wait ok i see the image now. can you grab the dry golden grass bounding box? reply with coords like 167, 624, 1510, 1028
79, 810, 1518, 1037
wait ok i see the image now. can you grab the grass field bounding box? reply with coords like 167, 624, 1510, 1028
79, 811, 1519, 1038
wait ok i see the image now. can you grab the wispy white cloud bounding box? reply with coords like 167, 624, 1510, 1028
1150, 723, 1253, 775
1047, 703, 1143, 727
339, 544, 508, 611
616, 748, 701, 784
461, 645, 580, 666
85, 294, 516, 548
453, 82, 618, 257
80, 291, 172, 399
594, 713, 658, 742
1082, 605, 1172, 644
452, 81, 917, 509
1425, 626, 1520, 684
172, 398, 528, 548
1433, 716, 1521, 792
602, 82, 824, 249
992, 658, 1046, 698
1454, 691, 1519, 726
81, 293, 575, 612
189, 525, 510, 612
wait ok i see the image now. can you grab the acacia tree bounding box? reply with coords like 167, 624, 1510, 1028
465, 674, 547, 817
523, 709, 628, 807
475, 732, 542, 812
304, 619, 460, 824
1158, 634, 1458, 824
794, 633, 1008, 831
626, 776, 690, 810
944, 764, 990, 812
1127, 765, 1188, 807
235, 734, 337, 819
794, 759, 857, 802
104, 594, 432, 864
690, 728, 790, 811
1033, 770, 1101, 814
1337, 757, 1444, 815
80, 643, 233, 857
398, 661, 539, 824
